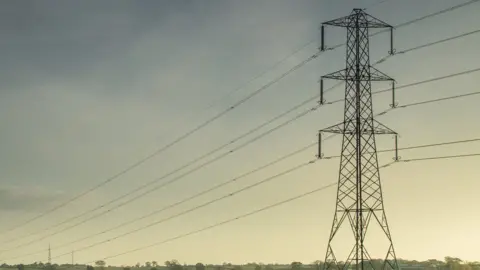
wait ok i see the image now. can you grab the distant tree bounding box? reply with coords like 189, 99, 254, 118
196, 263, 205, 270
291, 262, 302, 270
312, 261, 322, 270
135, 263, 141, 268
87, 266, 95, 270
95, 261, 106, 268
255, 265, 262, 270
124, 267, 131, 270
265, 265, 274, 270
17, 264, 24, 270
152, 262, 158, 267
467, 262, 480, 270
165, 260, 182, 270
445, 257, 463, 270
146, 262, 152, 268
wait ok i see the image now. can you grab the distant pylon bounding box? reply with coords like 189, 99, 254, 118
48, 244, 51, 265
317, 9, 399, 270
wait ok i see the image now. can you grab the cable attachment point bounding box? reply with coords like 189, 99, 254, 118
393, 134, 400, 161
320, 25, 325, 52
319, 78, 326, 105
317, 131, 324, 159
389, 27, 395, 55
390, 80, 397, 108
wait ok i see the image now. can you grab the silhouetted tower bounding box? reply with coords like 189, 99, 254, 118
48, 244, 51, 265
317, 9, 399, 270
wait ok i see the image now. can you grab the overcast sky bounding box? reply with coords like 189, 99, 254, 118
0, 0, 479, 266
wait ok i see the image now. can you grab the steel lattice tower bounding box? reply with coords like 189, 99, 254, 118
317, 9, 399, 270
48, 244, 51, 265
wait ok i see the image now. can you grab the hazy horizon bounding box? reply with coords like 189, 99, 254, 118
0, 0, 479, 266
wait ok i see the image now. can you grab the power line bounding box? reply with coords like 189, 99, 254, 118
0, 94, 321, 247
394, 0, 480, 29
397, 91, 480, 108
373, 27, 480, 64
322, 138, 480, 159
202, 40, 316, 110
363, 0, 395, 11
0, 51, 318, 238
323, 67, 480, 107
400, 153, 480, 162
8, 131, 480, 262
0, 139, 328, 261
5, 77, 479, 261
90, 179, 339, 263
0, 62, 420, 250
325, 0, 480, 50
398, 28, 480, 54
62, 139, 480, 259
49, 141, 329, 250
202, 0, 389, 110
85, 147, 480, 263
52, 158, 319, 260
320, 27, 480, 105
3, 0, 471, 237
6, 63, 480, 266
5, 57, 477, 255
0, 102, 326, 253
4, 65, 458, 259
4, 2, 472, 255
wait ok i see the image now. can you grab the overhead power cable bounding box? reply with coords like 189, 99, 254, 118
4, 31, 479, 260
0, 49, 319, 238
203, 40, 315, 110
0, 94, 321, 247
202, 0, 388, 110
4, 85, 479, 262
0, 79, 424, 260
397, 28, 480, 55
87, 147, 480, 263
401, 153, 480, 162
363, 0, 395, 11
325, 0, 480, 50
2, 0, 473, 237
51, 158, 320, 260
397, 91, 480, 108
4, 60, 479, 255
85, 160, 396, 263
53, 138, 480, 260
6, 93, 479, 261
0, 102, 327, 252
323, 67, 480, 107
394, 0, 480, 29
322, 138, 480, 159
0, 137, 333, 261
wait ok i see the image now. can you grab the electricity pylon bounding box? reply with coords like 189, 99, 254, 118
317, 9, 399, 270
48, 244, 51, 265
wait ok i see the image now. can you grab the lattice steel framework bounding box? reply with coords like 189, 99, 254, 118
317, 9, 399, 270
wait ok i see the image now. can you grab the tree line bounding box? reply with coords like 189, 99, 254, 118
2, 257, 479, 270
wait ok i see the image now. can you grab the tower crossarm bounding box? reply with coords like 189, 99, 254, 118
322, 66, 394, 82
319, 120, 397, 136
322, 9, 393, 29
